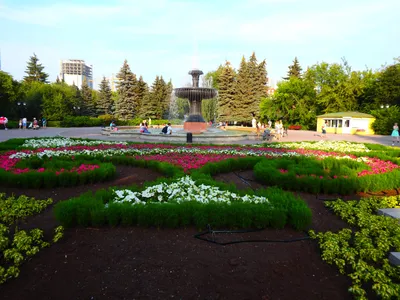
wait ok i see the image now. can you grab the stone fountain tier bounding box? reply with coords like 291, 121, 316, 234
175, 87, 217, 133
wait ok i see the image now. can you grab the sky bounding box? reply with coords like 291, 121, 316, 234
0, 0, 399, 89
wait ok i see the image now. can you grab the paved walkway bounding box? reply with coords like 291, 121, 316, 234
0, 127, 395, 146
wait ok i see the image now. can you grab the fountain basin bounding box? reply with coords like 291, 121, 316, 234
101, 126, 258, 144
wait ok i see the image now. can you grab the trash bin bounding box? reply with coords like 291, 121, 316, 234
186, 132, 193, 143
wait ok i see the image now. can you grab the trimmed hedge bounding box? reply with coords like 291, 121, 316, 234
254, 156, 400, 194
0, 161, 116, 188
54, 176, 312, 230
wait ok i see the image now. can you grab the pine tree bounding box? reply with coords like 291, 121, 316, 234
161, 77, 172, 119
234, 56, 252, 122
56, 76, 61, 84
217, 61, 236, 122
97, 77, 113, 115
115, 60, 139, 120
146, 76, 169, 119
81, 78, 96, 116
24, 53, 49, 83
136, 76, 148, 118
283, 57, 302, 80
71, 83, 83, 115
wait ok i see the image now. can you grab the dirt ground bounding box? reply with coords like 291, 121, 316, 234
0, 167, 356, 300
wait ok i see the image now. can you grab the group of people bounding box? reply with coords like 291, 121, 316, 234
18, 117, 45, 130
139, 122, 172, 135
258, 120, 286, 141
0, 116, 46, 130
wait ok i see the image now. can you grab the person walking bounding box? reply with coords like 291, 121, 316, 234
391, 123, 399, 145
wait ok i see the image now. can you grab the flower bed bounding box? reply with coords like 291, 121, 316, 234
1, 138, 400, 192
54, 175, 312, 230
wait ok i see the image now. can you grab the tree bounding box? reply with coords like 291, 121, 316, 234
145, 76, 168, 119
304, 60, 360, 113
81, 78, 96, 116
204, 65, 225, 90
56, 76, 61, 84
97, 77, 113, 115
0, 71, 20, 118
283, 57, 302, 80
115, 60, 139, 120
217, 61, 236, 122
24, 53, 49, 83
136, 75, 148, 117
260, 77, 317, 129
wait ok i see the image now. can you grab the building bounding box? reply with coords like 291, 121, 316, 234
316, 112, 375, 135
60, 59, 93, 89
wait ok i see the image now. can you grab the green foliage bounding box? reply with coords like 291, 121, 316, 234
60, 116, 104, 127
234, 53, 267, 122
217, 61, 236, 122
143, 76, 171, 119
370, 105, 400, 135
260, 77, 317, 129
283, 57, 302, 80
115, 60, 138, 120
54, 178, 311, 230
0, 194, 63, 285
0, 160, 116, 188
23, 53, 48, 83
253, 156, 400, 194
310, 196, 400, 299
97, 76, 113, 115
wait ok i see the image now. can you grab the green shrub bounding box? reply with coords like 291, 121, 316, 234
47, 121, 61, 127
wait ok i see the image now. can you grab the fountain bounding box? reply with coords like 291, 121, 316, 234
174, 69, 217, 134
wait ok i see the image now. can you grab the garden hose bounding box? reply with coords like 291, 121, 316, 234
233, 171, 255, 190
194, 224, 310, 246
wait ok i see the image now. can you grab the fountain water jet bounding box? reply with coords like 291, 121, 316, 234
174, 69, 217, 133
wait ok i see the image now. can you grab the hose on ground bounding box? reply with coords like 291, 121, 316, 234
194, 224, 310, 246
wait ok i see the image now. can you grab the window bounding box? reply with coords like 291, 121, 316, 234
344, 120, 350, 128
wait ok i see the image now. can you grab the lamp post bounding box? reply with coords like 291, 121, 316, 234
17, 102, 26, 118
73, 106, 81, 116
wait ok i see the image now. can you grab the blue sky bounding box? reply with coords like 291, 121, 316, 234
0, 0, 399, 88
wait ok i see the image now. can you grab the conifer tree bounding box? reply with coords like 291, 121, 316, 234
56, 76, 61, 84
24, 53, 49, 83
234, 56, 252, 122
162, 79, 173, 119
136, 75, 148, 117
283, 57, 302, 80
115, 60, 139, 120
81, 78, 96, 116
146, 76, 169, 119
217, 61, 236, 122
97, 77, 113, 115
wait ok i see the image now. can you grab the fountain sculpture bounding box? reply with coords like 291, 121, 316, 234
174, 69, 217, 134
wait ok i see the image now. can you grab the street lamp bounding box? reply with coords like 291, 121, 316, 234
73, 106, 81, 116
17, 102, 27, 118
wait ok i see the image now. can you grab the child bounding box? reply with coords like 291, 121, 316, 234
392, 123, 399, 145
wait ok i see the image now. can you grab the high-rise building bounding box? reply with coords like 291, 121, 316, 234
60, 59, 93, 89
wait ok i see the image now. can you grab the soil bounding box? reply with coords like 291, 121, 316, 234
0, 167, 358, 300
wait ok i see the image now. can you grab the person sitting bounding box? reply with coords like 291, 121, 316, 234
166, 123, 172, 135
160, 124, 168, 134
140, 122, 150, 134
33, 118, 39, 130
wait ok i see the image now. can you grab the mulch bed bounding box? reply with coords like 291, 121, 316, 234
0, 167, 359, 300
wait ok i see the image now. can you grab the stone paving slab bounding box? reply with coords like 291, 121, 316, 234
377, 208, 400, 219
389, 252, 400, 266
